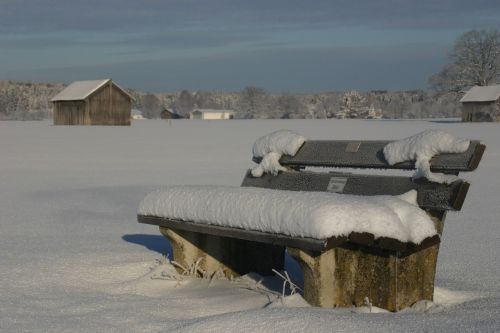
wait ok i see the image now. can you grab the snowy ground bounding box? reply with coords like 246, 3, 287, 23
1, 119, 499, 332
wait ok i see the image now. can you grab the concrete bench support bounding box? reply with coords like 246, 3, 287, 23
160, 227, 285, 278
287, 243, 439, 311
286, 212, 444, 311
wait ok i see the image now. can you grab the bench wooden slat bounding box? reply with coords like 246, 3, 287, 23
253, 140, 485, 173
349, 232, 374, 246
138, 215, 440, 254
138, 214, 331, 252
241, 170, 470, 211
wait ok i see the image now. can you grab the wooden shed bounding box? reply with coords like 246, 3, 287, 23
161, 108, 183, 119
51, 79, 133, 125
460, 85, 500, 122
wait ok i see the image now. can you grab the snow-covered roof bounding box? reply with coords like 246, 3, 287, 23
192, 109, 234, 114
460, 85, 500, 103
51, 79, 133, 102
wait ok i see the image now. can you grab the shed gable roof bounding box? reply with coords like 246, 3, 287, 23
51, 79, 133, 102
460, 84, 500, 103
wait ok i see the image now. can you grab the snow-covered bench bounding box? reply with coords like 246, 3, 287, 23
137, 130, 485, 311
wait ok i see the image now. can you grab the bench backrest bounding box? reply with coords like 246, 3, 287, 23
242, 140, 485, 212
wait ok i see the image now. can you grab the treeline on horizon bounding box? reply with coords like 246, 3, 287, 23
2, 29, 499, 121
0, 80, 462, 120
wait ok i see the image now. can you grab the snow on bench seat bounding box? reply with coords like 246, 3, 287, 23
138, 185, 436, 245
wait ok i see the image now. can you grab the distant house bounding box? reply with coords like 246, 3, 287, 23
131, 109, 144, 120
189, 109, 235, 120
51, 79, 133, 126
460, 85, 500, 122
161, 108, 183, 119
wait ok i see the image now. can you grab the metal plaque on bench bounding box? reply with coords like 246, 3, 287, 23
345, 141, 361, 153
327, 176, 348, 193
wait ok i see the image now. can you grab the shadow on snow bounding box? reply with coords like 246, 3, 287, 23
122, 233, 304, 290
122, 234, 173, 257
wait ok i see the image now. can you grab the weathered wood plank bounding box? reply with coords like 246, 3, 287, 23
253, 140, 485, 173
138, 215, 439, 254
349, 232, 374, 246
241, 170, 470, 211
139, 215, 332, 252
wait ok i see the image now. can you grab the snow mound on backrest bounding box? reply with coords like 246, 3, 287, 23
251, 130, 306, 177
253, 130, 306, 157
251, 152, 287, 178
138, 186, 436, 244
383, 129, 470, 184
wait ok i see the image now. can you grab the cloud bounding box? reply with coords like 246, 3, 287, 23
1, 0, 498, 92
3, 43, 448, 92
1, 0, 499, 33
0, 30, 262, 51
105, 31, 262, 49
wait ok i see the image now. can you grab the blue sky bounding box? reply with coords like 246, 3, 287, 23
1, 0, 499, 92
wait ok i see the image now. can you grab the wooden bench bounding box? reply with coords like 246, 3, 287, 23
138, 138, 485, 311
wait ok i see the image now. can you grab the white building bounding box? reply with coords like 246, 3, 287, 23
131, 109, 144, 120
190, 109, 235, 120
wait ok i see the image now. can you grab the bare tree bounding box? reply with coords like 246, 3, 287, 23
240, 86, 267, 111
174, 90, 196, 116
277, 94, 304, 118
141, 94, 163, 118
429, 29, 500, 92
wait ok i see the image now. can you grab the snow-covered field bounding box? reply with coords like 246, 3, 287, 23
1, 119, 499, 332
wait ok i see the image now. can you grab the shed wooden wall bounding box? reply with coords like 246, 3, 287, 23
462, 100, 500, 122
87, 82, 131, 125
53, 82, 131, 126
53, 101, 89, 125
161, 111, 172, 119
